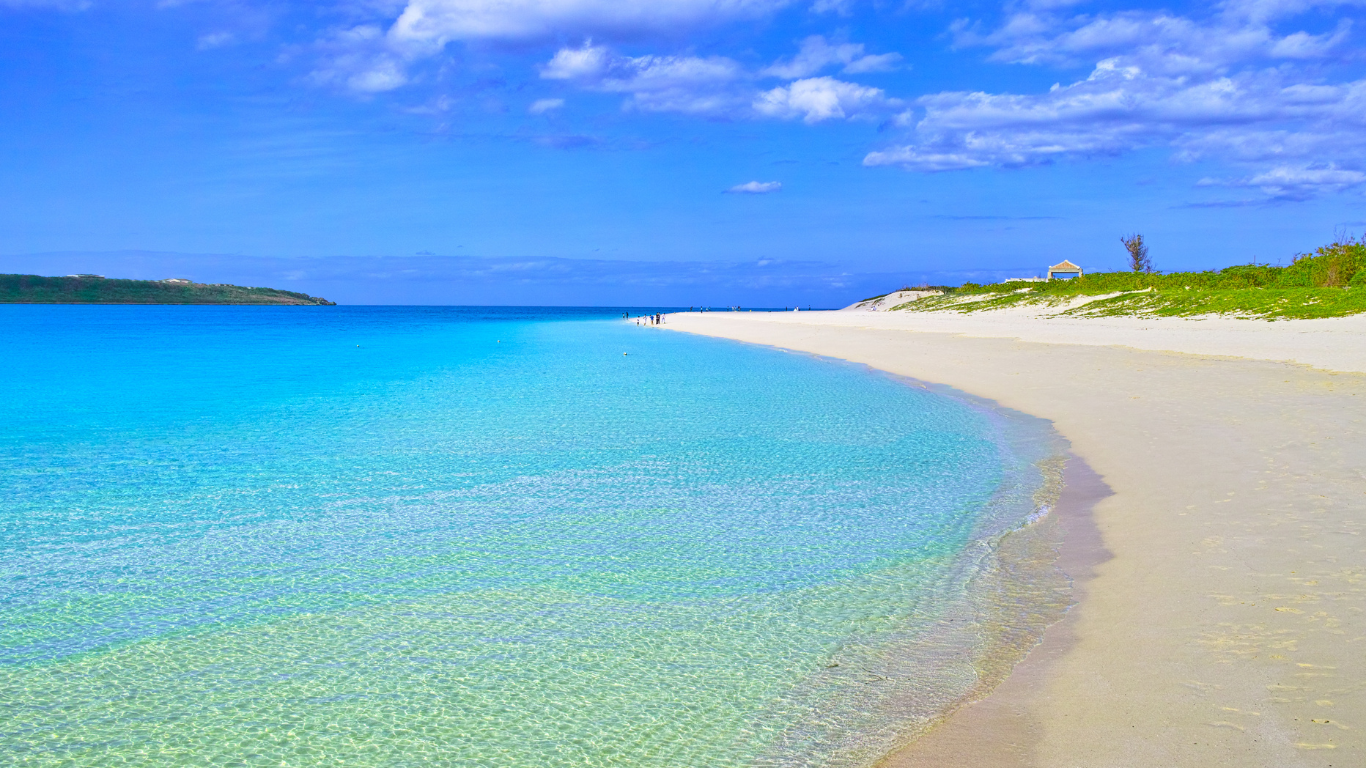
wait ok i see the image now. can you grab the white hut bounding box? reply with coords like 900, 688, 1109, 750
1047, 260, 1083, 280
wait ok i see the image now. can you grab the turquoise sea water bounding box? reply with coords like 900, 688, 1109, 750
0, 306, 1063, 767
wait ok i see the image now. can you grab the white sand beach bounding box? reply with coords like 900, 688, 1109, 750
662, 309, 1366, 767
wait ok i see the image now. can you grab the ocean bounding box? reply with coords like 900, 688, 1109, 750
0, 306, 1066, 767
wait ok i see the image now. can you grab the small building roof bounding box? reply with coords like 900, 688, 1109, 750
1048, 260, 1082, 271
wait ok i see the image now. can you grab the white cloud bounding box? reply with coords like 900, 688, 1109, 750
843, 52, 902, 74
538, 42, 902, 120
540, 42, 746, 114
810, 0, 855, 13
726, 181, 782, 193
308, 25, 409, 92
387, 0, 792, 46
762, 35, 901, 78
529, 97, 566, 114
540, 42, 611, 80
1224, 0, 1366, 25
309, 25, 412, 93
954, 4, 1356, 73
1205, 164, 1366, 199
754, 76, 896, 122
312, 0, 793, 93
872, 2, 1366, 198
1268, 20, 1353, 57
347, 60, 408, 92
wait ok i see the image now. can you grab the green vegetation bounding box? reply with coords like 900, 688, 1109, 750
0, 275, 335, 305
890, 238, 1366, 320
855, 285, 956, 304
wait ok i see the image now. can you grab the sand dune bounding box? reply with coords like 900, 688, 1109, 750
663, 310, 1365, 768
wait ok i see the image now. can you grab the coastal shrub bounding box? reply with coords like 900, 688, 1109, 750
1121, 234, 1152, 273
1064, 287, 1366, 320
1277, 238, 1366, 288
889, 235, 1366, 319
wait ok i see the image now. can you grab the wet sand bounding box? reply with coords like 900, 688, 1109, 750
662, 311, 1366, 768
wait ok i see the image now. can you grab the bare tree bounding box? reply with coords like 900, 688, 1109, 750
1121, 234, 1152, 273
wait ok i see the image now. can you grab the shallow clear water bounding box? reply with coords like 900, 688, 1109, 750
0, 306, 1062, 767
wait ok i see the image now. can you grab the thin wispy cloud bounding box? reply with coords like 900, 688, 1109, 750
528, 98, 565, 114
196, 31, 236, 51
930, 214, 1062, 221
761, 36, 902, 79
726, 181, 782, 193
540, 42, 746, 115
1200, 164, 1366, 200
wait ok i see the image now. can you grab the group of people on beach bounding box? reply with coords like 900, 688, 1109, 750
630, 313, 663, 326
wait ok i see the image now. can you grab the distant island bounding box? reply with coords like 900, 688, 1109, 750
0, 274, 335, 305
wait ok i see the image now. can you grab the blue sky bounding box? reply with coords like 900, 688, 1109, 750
3, 0, 1365, 305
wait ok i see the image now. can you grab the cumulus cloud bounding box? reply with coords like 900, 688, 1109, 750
536, 41, 903, 119
726, 181, 782, 193
762, 35, 902, 78
871, 1, 1366, 198
541, 42, 611, 80
311, 0, 791, 94
754, 76, 897, 122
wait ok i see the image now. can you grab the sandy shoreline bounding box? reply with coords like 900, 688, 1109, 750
661, 311, 1365, 767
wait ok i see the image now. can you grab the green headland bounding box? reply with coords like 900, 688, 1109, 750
0, 274, 335, 305
881, 237, 1366, 320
